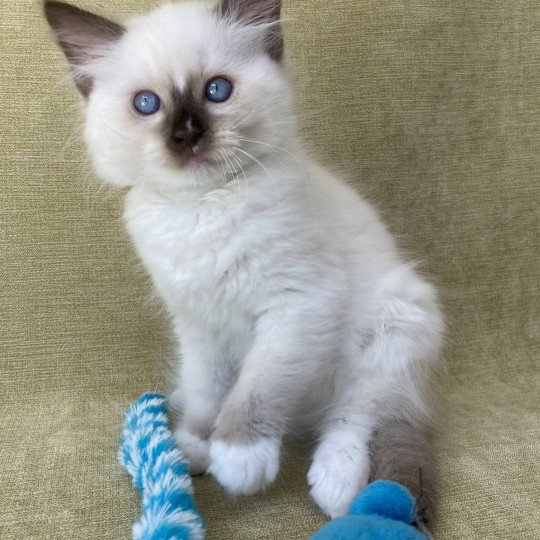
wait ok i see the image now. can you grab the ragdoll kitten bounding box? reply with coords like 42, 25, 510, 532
45, 0, 444, 526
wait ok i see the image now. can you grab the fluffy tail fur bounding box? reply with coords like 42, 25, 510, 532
369, 419, 436, 533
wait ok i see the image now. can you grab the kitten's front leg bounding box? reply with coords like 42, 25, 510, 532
208, 307, 333, 495
207, 363, 284, 495
171, 329, 234, 475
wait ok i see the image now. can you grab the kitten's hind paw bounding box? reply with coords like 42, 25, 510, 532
208, 437, 280, 495
308, 446, 370, 519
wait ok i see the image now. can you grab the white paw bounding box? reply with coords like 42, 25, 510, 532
308, 447, 370, 518
174, 428, 210, 475
208, 438, 280, 495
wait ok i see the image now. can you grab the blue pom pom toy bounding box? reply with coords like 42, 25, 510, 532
119, 393, 206, 540
309, 480, 428, 540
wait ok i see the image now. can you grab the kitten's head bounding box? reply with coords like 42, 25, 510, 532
44, 0, 292, 189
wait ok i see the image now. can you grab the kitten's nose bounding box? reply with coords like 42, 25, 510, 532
171, 117, 205, 151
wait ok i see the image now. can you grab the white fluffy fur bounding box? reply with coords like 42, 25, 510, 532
208, 438, 281, 495
69, 1, 443, 518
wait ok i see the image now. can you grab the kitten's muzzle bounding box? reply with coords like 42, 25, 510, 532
170, 117, 206, 153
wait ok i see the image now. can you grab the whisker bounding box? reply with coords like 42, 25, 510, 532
227, 107, 256, 131
218, 148, 238, 187
96, 148, 163, 167
227, 150, 250, 203
215, 150, 229, 187
222, 151, 243, 200
237, 137, 315, 217
237, 137, 302, 167
232, 146, 282, 205
98, 118, 138, 142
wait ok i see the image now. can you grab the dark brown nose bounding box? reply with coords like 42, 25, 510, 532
171, 117, 205, 151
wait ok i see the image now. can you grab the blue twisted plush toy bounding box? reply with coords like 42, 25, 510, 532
119, 393, 205, 540
120, 394, 428, 540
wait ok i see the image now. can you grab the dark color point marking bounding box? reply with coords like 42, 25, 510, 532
369, 419, 436, 532
44, 1, 125, 97
216, 0, 284, 62
164, 81, 213, 162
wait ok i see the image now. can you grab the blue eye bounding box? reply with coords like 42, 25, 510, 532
133, 91, 161, 115
205, 77, 233, 103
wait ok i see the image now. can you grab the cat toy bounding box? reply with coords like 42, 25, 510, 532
309, 480, 428, 540
120, 394, 427, 540
119, 393, 206, 540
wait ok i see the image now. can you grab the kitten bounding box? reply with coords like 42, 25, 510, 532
45, 0, 444, 526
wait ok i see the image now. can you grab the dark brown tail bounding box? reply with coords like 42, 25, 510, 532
369, 419, 436, 534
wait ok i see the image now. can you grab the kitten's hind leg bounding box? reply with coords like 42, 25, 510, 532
308, 280, 442, 519
310, 276, 442, 524
308, 412, 375, 519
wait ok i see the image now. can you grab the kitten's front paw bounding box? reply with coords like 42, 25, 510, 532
308, 447, 370, 519
208, 437, 280, 495
174, 428, 210, 476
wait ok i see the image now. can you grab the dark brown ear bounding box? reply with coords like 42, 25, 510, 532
216, 0, 283, 62
44, 1, 125, 96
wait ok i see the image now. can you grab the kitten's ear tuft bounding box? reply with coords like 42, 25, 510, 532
44, 1, 125, 96
216, 0, 283, 62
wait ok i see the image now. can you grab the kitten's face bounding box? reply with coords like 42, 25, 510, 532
46, 1, 292, 189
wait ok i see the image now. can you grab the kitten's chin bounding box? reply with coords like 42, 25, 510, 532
183, 155, 215, 173
148, 157, 228, 194
153, 165, 216, 191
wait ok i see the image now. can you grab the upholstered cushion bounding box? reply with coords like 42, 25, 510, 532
1, 1, 538, 538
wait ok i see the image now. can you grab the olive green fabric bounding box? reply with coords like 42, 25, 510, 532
1, 0, 538, 538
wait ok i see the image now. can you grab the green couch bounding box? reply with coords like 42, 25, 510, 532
1, 1, 538, 538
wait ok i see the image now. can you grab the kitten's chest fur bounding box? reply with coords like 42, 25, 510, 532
124, 185, 268, 334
